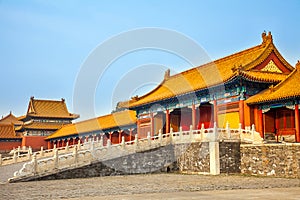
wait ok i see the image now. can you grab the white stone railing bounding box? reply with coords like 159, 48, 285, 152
9, 123, 262, 181
0, 140, 88, 166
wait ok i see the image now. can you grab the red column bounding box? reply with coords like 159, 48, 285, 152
118, 131, 122, 144
275, 111, 279, 132
62, 139, 65, 147
239, 99, 245, 129
129, 129, 133, 141
47, 141, 52, 149
150, 113, 154, 137
165, 109, 170, 133
137, 119, 140, 139
213, 99, 218, 126
295, 104, 300, 142
258, 109, 264, 138
192, 104, 196, 130
109, 132, 112, 141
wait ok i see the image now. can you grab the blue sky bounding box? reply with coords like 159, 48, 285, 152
0, 0, 300, 120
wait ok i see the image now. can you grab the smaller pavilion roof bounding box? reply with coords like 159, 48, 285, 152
0, 124, 21, 139
0, 112, 23, 126
22, 121, 64, 130
46, 110, 136, 140
246, 61, 300, 105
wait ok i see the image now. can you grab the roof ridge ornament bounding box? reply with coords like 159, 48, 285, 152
262, 31, 273, 45
269, 84, 274, 93
131, 95, 139, 101
296, 60, 300, 71
164, 69, 170, 80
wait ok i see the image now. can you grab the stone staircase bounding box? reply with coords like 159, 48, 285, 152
5, 123, 263, 183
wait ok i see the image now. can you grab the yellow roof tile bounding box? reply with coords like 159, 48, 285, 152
118, 32, 293, 108
26, 97, 79, 119
22, 121, 64, 130
0, 112, 23, 126
46, 110, 136, 140
246, 62, 300, 104
0, 124, 21, 139
239, 71, 288, 83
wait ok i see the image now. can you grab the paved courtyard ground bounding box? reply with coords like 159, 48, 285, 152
1, 173, 300, 199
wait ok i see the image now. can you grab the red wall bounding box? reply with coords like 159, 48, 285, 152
0, 141, 22, 151
22, 136, 48, 151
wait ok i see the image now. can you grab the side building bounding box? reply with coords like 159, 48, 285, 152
45, 110, 136, 148
17, 97, 79, 150
0, 112, 23, 153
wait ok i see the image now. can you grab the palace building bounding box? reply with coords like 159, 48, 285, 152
46, 32, 300, 146
115, 31, 299, 142
0, 97, 79, 151
0, 112, 23, 152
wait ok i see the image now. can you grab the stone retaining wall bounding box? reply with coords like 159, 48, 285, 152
18, 142, 242, 181
219, 141, 241, 173
14, 141, 300, 182
240, 143, 300, 178
177, 141, 241, 174
177, 142, 210, 174
16, 144, 177, 181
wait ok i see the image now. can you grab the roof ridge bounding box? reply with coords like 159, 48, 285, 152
32, 99, 65, 102
168, 43, 264, 79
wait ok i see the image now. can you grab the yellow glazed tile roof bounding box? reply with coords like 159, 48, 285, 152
118, 32, 293, 108
239, 71, 288, 83
246, 61, 300, 104
0, 112, 23, 126
0, 124, 21, 139
22, 121, 64, 130
46, 110, 136, 140
27, 97, 79, 119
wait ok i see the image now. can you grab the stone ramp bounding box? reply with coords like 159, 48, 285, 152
0, 162, 26, 183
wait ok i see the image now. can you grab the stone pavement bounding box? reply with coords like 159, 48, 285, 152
1, 174, 300, 200
73, 188, 300, 200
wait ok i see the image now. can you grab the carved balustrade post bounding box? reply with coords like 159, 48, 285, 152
73, 145, 78, 166
13, 149, 17, 163
32, 153, 37, 174
158, 129, 162, 145
65, 141, 69, 151
251, 124, 256, 142
226, 121, 230, 139
27, 147, 33, 161
77, 139, 81, 150
40, 146, 44, 157
179, 126, 183, 142
200, 123, 205, 141
121, 136, 125, 149
189, 125, 193, 141
134, 134, 138, 150
53, 149, 58, 169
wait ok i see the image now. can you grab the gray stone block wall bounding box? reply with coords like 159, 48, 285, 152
17, 141, 243, 182
22, 144, 178, 181
219, 141, 241, 173
176, 142, 210, 174
23, 141, 300, 182
240, 143, 300, 178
